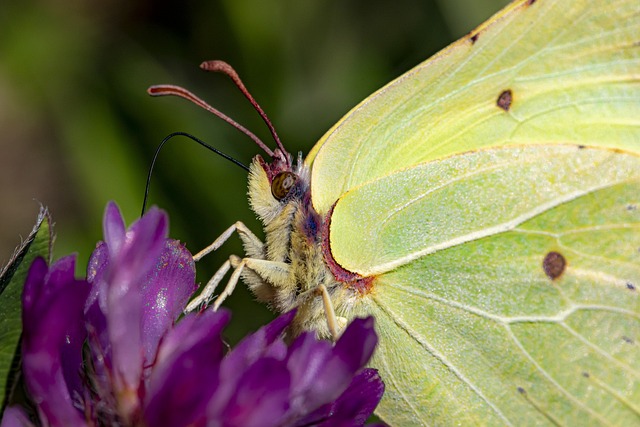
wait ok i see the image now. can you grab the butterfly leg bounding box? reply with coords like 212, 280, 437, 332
187, 221, 264, 312
193, 221, 263, 261
316, 284, 348, 341
184, 259, 231, 312
212, 256, 291, 310
317, 284, 340, 340
210, 255, 243, 311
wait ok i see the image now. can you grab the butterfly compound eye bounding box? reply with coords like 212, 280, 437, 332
271, 171, 297, 200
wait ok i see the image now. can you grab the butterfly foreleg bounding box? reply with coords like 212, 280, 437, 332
187, 221, 265, 313
186, 252, 288, 312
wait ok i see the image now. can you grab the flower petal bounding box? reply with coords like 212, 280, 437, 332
103, 201, 126, 257
286, 332, 334, 410
0, 406, 35, 427
317, 369, 385, 427
286, 317, 379, 418
139, 239, 197, 363
334, 317, 378, 373
212, 358, 291, 427
21, 256, 89, 427
85, 241, 109, 314
109, 205, 168, 289
263, 309, 297, 342
105, 206, 169, 407
224, 310, 295, 371
144, 310, 229, 427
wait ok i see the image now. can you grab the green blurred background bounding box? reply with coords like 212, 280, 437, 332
0, 0, 508, 342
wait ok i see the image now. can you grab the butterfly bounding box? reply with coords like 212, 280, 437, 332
151, 0, 640, 425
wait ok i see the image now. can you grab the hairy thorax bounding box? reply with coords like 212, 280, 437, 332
244, 152, 363, 338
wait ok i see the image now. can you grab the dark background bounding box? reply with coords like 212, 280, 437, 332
0, 0, 508, 342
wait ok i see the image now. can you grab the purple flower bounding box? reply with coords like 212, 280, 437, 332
84, 202, 197, 424
1, 202, 384, 426
18, 255, 90, 426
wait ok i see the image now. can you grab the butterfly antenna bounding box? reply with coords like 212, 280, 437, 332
200, 60, 288, 165
141, 131, 249, 216
148, 85, 275, 158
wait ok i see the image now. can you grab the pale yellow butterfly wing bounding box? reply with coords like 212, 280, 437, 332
303, 0, 640, 425
308, 0, 640, 215
349, 146, 640, 425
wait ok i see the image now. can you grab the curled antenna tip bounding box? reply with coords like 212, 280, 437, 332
145, 84, 275, 158
148, 86, 168, 96
200, 60, 233, 73
199, 59, 289, 165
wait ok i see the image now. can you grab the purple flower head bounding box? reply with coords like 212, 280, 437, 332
2, 202, 384, 426
204, 312, 383, 427
139, 309, 384, 427
86, 202, 197, 422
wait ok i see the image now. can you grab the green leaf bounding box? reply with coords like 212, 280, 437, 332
0, 206, 52, 408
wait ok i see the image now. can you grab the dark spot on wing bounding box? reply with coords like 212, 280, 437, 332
627, 282, 636, 291
622, 335, 634, 344
497, 89, 513, 111
543, 251, 566, 280
470, 33, 479, 44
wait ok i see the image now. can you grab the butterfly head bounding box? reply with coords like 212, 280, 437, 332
147, 60, 313, 225
249, 149, 310, 226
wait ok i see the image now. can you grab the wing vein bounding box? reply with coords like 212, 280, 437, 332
560, 322, 640, 379
505, 325, 616, 427
372, 294, 514, 426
